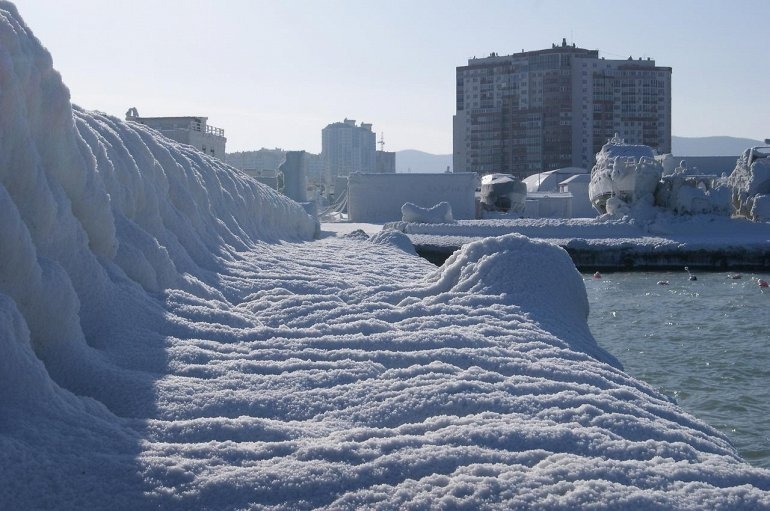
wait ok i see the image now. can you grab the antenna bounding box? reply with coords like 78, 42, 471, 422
378, 132, 385, 151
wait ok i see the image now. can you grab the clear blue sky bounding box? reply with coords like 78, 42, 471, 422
14, 0, 770, 154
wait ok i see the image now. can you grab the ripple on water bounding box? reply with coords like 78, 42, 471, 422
585, 271, 770, 469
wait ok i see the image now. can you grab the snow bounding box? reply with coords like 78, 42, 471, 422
401, 201, 454, 224
728, 147, 770, 219
391, 211, 770, 258
589, 136, 664, 215
523, 167, 588, 193
2, 2, 770, 509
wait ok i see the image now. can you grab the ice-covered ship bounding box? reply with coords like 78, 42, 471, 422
588, 134, 663, 214
479, 173, 527, 213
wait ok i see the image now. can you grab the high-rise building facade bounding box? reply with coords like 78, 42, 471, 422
376, 150, 396, 174
322, 119, 376, 189
453, 39, 671, 179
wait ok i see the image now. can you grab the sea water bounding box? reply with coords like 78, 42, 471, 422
584, 271, 770, 469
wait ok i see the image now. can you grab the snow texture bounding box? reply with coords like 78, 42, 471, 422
2, 3, 770, 509
392, 212, 770, 257
401, 201, 454, 224
589, 136, 663, 212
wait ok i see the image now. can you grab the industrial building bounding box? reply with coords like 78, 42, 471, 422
125, 108, 227, 161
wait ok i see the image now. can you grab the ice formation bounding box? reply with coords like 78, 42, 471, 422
728, 146, 770, 221
2, 2, 770, 509
0, 0, 315, 433
588, 135, 737, 218
589, 135, 663, 214
401, 200, 454, 223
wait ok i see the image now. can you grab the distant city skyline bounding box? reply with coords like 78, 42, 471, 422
17, 0, 770, 154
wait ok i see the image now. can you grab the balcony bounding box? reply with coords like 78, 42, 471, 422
190, 119, 225, 138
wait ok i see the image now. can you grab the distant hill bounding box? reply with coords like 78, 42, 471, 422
396, 150, 452, 173
394, 138, 765, 173
672, 136, 764, 157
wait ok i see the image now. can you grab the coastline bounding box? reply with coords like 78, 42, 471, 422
384, 216, 770, 270
415, 241, 770, 270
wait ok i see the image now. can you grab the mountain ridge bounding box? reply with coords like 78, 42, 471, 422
396, 136, 766, 172
670, 135, 764, 157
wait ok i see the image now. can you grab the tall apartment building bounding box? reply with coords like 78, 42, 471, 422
453, 39, 672, 179
321, 119, 376, 189
126, 108, 227, 161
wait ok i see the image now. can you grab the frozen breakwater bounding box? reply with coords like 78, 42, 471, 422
390, 217, 770, 270
3, 2, 770, 509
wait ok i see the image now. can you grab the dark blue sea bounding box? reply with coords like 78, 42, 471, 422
585, 270, 770, 469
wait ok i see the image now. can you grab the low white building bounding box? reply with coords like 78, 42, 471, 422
523, 167, 587, 193
346, 172, 477, 223
126, 108, 227, 161
559, 174, 594, 217
523, 193, 573, 218
522, 167, 594, 218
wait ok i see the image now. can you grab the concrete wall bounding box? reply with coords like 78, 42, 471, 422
524, 194, 573, 219
279, 151, 308, 202
347, 172, 477, 223
560, 179, 595, 217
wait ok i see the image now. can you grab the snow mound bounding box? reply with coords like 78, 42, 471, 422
420, 234, 616, 364
401, 200, 454, 223
368, 228, 418, 255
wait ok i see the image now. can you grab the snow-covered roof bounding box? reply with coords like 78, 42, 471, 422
602, 143, 656, 159
560, 173, 591, 185
598, 135, 657, 161
523, 167, 588, 192
481, 172, 518, 185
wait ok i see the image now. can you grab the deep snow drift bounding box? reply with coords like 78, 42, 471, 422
2, 2, 770, 509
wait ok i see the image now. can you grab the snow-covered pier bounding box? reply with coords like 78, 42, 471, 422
389, 216, 770, 270
414, 237, 770, 271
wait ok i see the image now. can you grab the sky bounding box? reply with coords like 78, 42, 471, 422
15, 0, 770, 155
